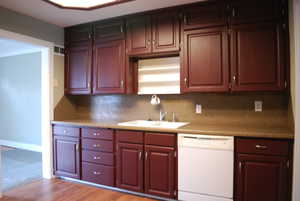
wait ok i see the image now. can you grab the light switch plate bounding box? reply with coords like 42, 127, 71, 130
255, 101, 263, 112
196, 104, 202, 114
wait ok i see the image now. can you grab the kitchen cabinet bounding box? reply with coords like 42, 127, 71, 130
53, 135, 80, 179
116, 142, 144, 192
182, 26, 229, 92
229, 0, 283, 25
230, 22, 286, 91
144, 145, 176, 199
65, 42, 92, 95
126, 11, 180, 55
235, 138, 292, 201
81, 128, 115, 186
94, 19, 125, 41
182, 1, 227, 30
93, 39, 126, 94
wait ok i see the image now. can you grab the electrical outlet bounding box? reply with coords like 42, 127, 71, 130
196, 104, 202, 114
255, 101, 263, 112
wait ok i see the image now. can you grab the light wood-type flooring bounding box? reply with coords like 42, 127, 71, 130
0, 179, 158, 201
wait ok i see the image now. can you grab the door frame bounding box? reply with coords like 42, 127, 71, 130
0, 28, 55, 180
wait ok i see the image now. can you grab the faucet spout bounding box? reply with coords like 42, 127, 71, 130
159, 110, 168, 121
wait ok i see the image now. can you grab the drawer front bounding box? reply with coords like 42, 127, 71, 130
82, 162, 114, 186
82, 139, 114, 152
82, 128, 113, 140
53, 125, 80, 137
82, 150, 114, 166
145, 132, 176, 147
116, 130, 143, 144
236, 138, 290, 156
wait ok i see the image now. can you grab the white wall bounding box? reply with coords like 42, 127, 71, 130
292, 0, 300, 200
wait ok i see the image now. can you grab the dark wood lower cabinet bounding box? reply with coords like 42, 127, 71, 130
236, 154, 288, 201
53, 135, 80, 179
144, 145, 176, 199
116, 143, 144, 192
235, 138, 292, 201
82, 162, 115, 186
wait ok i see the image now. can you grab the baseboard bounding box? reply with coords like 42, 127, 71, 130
0, 140, 42, 152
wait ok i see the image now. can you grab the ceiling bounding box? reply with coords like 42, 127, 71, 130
0, 0, 204, 27
0, 38, 42, 58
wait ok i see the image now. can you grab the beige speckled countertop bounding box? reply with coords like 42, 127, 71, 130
51, 120, 294, 139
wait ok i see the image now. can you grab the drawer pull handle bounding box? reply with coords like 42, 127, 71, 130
93, 156, 101, 160
93, 144, 101, 148
255, 145, 268, 150
63, 130, 68, 134
93, 133, 100, 136
93, 171, 101, 175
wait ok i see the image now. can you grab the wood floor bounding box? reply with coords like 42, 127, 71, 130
0, 179, 157, 201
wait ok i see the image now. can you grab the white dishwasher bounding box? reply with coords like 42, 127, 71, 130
178, 134, 234, 201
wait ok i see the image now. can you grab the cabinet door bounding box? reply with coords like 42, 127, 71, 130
116, 143, 144, 192
152, 11, 180, 53
182, 1, 227, 30
65, 42, 92, 95
126, 16, 152, 55
66, 24, 92, 44
182, 27, 229, 92
231, 22, 285, 91
236, 154, 289, 201
94, 19, 125, 41
230, 0, 282, 25
145, 146, 176, 198
93, 40, 125, 94
53, 136, 80, 179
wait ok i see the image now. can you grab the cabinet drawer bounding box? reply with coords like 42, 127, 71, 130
82, 150, 114, 166
116, 130, 143, 144
236, 138, 290, 156
53, 125, 80, 137
82, 139, 114, 152
82, 162, 114, 186
145, 132, 176, 147
82, 128, 113, 140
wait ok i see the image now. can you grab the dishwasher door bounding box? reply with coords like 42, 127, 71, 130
178, 134, 234, 201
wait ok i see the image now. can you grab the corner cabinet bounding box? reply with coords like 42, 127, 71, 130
235, 138, 293, 201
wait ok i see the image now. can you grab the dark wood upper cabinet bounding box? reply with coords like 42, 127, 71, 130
182, 26, 229, 92
126, 16, 152, 55
93, 40, 125, 94
144, 145, 176, 199
53, 135, 80, 179
236, 154, 288, 201
230, 22, 285, 91
152, 11, 180, 53
65, 24, 93, 44
65, 42, 92, 95
230, 0, 283, 25
182, 1, 227, 30
94, 19, 125, 41
116, 143, 144, 192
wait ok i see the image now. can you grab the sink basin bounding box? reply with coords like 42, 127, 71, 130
118, 120, 189, 129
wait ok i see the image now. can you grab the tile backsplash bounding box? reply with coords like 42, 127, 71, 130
55, 92, 292, 128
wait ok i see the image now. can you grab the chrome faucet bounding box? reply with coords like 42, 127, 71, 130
159, 110, 168, 121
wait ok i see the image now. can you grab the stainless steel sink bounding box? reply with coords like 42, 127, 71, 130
118, 120, 189, 129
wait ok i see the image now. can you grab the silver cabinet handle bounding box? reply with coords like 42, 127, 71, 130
93, 156, 101, 160
139, 152, 142, 160
93, 133, 100, 136
239, 162, 242, 170
120, 26, 123, 33
147, 40, 151, 46
93, 171, 101, 175
76, 144, 79, 151
232, 8, 236, 17
120, 80, 124, 88
255, 145, 268, 150
184, 77, 188, 86
145, 152, 148, 160
63, 130, 68, 134
93, 144, 101, 148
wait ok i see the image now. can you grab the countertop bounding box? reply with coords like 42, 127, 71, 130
51, 120, 294, 139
